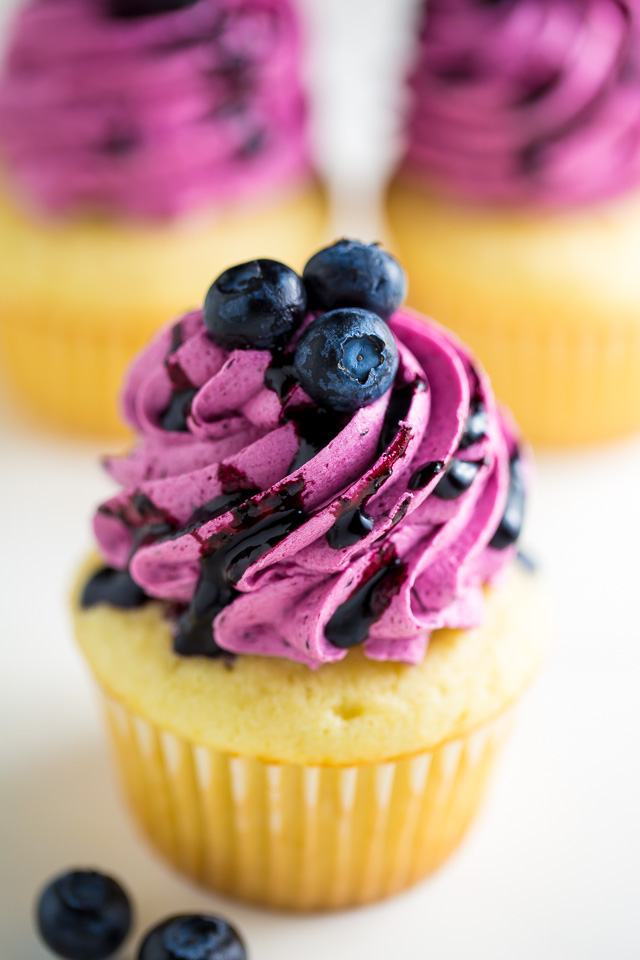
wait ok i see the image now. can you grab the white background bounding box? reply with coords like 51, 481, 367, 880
1, 1, 640, 958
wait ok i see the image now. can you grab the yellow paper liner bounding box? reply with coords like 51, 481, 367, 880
100, 689, 514, 911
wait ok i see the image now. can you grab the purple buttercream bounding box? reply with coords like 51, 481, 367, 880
0, 0, 310, 218
92, 307, 524, 668
403, 0, 640, 206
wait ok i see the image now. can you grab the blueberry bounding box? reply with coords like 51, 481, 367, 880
36, 870, 132, 960
302, 240, 406, 320
204, 260, 307, 351
108, 0, 199, 18
293, 309, 399, 413
138, 915, 246, 960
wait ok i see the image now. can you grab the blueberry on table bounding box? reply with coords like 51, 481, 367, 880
108, 0, 199, 18
293, 308, 399, 413
36, 869, 132, 960
204, 260, 307, 350
138, 915, 246, 960
303, 240, 406, 320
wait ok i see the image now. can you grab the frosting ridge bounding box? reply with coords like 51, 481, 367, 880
404, 0, 640, 206
0, 0, 310, 218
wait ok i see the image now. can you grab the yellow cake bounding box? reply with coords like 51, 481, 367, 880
387, 177, 640, 446
73, 560, 549, 910
0, 181, 327, 437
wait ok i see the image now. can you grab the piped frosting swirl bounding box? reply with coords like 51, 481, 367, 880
0, 0, 310, 218
404, 0, 640, 206
90, 307, 525, 668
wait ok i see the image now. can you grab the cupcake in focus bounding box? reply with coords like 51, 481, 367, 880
387, 0, 640, 445
73, 240, 549, 910
0, 0, 326, 436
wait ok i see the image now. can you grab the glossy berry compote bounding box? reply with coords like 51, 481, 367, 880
36, 870, 132, 960
138, 915, 246, 960
89, 239, 527, 668
110, 0, 200, 17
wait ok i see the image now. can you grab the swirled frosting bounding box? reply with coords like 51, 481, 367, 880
0, 0, 310, 218
404, 0, 640, 206
90, 306, 525, 668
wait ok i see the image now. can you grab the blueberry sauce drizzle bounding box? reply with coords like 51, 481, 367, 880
433, 458, 484, 501
159, 381, 196, 431
489, 451, 525, 549
325, 376, 421, 550
326, 420, 413, 549
81, 567, 149, 609
263, 349, 298, 402
173, 479, 307, 656
325, 547, 406, 649
286, 406, 347, 473
458, 398, 488, 450
408, 459, 444, 491
159, 324, 199, 431
377, 378, 426, 456
327, 504, 375, 549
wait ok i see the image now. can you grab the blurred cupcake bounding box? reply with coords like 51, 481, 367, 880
0, 0, 326, 436
73, 240, 549, 910
387, 0, 640, 445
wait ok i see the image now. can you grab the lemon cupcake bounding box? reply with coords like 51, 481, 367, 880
73, 241, 549, 910
387, 0, 640, 445
0, 0, 326, 437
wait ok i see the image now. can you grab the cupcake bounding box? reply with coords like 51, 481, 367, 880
0, 0, 326, 436
73, 241, 549, 910
386, 0, 640, 445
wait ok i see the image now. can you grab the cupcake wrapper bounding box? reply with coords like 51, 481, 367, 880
100, 690, 514, 911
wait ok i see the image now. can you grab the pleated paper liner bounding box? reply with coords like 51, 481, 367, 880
101, 690, 514, 911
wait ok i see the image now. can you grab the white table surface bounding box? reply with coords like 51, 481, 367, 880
1, 0, 640, 956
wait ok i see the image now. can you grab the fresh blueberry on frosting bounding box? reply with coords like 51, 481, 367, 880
303, 240, 407, 320
138, 914, 246, 960
108, 0, 201, 20
293, 309, 399, 413
204, 260, 307, 350
36, 870, 132, 960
